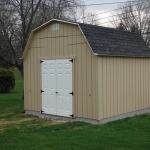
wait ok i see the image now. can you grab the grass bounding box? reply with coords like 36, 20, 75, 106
0, 71, 150, 150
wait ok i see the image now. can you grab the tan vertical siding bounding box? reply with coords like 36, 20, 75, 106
122, 58, 126, 113
68, 24, 73, 56
98, 57, 150, 120
93, 55, 98, 119
30, 36, 36, 111
86, 44, 93, 119
127, 59, 129, 112
76, 30, 83, 117
72, 25, 77, 116
24, 58, 27, 110
81, 35, 87, 118
107, 58, 111, 117
147, 59, 149, 107
98, 57, 103, 119
133, 59, 136, 111
24, 21, 99, 120
35, 32, 40, 111
56, 25, 60, 56
110, 58, 114, 116
26, 39, 33, 110
24, 59, 27, 110
47, 25, 52, 56
117, 58, 121, 115
59, 23, 64, 56
63, 23, 68, 56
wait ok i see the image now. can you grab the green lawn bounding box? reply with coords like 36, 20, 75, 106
0, 71, 150, 150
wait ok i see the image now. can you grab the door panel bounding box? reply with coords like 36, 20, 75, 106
42, 59, 72, 117
42, 60, 56, 115
56, 59, 72, 117
48, 61, 56, 114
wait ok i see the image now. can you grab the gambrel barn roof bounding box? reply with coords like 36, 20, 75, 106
22, 19, 150, 59
79, 23, 150, 57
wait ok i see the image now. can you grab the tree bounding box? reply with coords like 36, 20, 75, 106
0, 0, 82, 77
0, 0, 101, 99
116, 22, 126, 30
72, 5, 101, 25
112, 0, 150, 45
116, 22, 140, 33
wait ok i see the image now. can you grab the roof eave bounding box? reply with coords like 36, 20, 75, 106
97, 53, 150, 58
33, 19, 79, 32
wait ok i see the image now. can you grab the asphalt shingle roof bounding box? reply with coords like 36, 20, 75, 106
79, 23, 150, 57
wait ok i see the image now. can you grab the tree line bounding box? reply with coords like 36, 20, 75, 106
0, 0, 100, 76
113, 0, 150, 45
0, 0, 150, 77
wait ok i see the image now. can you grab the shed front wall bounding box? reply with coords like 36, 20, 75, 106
24, 21, 99, 120
98, 56, 150, 120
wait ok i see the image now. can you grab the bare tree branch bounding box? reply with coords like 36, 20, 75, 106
112, 0, 150, 45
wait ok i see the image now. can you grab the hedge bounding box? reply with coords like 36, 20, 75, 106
0, 68, 15, 93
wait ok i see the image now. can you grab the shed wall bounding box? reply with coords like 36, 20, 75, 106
98, 56, 150, 120
24, 21, 99, 120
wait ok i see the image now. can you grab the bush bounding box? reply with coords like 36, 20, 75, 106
0, 68, 15, 93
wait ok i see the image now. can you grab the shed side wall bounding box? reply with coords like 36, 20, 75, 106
24, 21, 99, 120
98, 56, 150, 120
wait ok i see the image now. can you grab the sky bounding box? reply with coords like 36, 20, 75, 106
83, 0, 130, 27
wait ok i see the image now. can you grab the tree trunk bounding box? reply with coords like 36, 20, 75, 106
16, 61, 24, 100
20, 68, 24, 100
19, 67, 24, 79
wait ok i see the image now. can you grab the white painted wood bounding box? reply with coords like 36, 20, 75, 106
56, 59, 72, 117
41, 60, 57, 115
41, 59, 72, 117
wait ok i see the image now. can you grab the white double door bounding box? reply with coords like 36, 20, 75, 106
41, 59, 72, 117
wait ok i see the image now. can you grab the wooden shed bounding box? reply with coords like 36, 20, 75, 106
22, 19, 150, 124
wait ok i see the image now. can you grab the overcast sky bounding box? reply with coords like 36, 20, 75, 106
83, 0, 130, 27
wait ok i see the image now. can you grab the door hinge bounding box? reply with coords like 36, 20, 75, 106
69, 92, 74, 95
41, 110, 44, 113
70, 114, 74, 118
40, 60, 44, 63
41, 90, 44, 93
69, 59, 73, 63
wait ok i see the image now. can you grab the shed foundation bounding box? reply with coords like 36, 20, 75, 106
25, 108, 150, 124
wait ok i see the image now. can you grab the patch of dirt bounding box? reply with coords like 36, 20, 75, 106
27, 119, 65, 127
0, 113, 14, 117
0, 128, 5, 131
0, 127, 7, 134
0, 118, 36, 126
74, 125, 89, 130
40, 120, 65, 126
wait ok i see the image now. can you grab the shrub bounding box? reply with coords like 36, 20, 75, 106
0, 68, 15, 93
